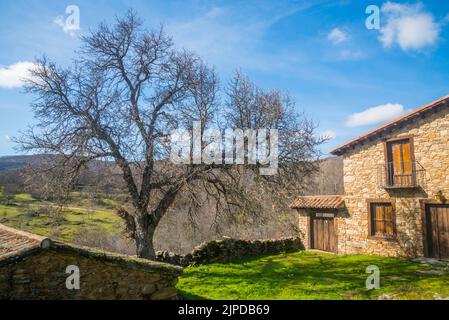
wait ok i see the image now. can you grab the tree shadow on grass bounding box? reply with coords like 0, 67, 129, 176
179, 252, 447, 300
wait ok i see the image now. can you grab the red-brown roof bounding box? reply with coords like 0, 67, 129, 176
330, 94, 449, 155
290, 195, 345, 210
0, 224, 51, 259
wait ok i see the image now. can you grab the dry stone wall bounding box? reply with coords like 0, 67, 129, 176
156, 237, 304, 266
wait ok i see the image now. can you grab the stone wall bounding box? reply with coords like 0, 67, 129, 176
327, 106, 449, 257
0, 242, 182, 300
156, 237, 304, 266
297, 214, 310, 250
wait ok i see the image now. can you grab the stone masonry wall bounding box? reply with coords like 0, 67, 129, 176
297, 214, 310, 250
338, 106, 449, 257
156, 237, 304, 266
0, 245, 182, 300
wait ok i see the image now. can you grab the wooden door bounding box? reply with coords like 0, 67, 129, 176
311, 215, 336, 253
386, 139, 413, 186
425, 205, 449, 260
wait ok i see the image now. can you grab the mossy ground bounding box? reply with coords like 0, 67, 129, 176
177, 251, 449, 300
0, 192, 122, 241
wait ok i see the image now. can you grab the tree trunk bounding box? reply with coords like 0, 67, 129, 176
134, 211, 156, 259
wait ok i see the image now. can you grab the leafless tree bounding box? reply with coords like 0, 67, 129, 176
224, 71, 324, 211
18, 11, 323, 259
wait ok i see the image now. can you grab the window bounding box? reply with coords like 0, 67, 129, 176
368, 202, 396, 238
385, 137, 415, 187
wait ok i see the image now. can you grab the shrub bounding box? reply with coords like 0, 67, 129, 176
72, 227, 136, 255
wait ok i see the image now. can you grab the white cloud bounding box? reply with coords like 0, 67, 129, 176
319, 130, 337, 140
379, 2, 440, 51
54, 16, 80, 37
0, 61, 36, 89
327, 27, 349, 45
346, 103, 405, 127
5, 135, 11, 141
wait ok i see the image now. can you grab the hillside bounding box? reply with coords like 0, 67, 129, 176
0, 155, 58, 171
0, 155, 34, 171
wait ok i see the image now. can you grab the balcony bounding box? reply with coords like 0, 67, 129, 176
377, 161, 426, 189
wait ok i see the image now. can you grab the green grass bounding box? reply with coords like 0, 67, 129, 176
0, 192, 123, 242
14, 193, 35, 201
177, 251, 449, 300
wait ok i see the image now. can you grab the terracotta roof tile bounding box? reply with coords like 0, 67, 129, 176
290, 195, 345, 210
330, 94, 449, 155
0, 224, 50, 258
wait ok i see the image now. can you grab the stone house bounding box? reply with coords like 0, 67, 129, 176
292, 94, 449, 259
0, 224, 182, 299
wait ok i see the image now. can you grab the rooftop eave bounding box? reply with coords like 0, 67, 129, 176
290, 195, 345, 210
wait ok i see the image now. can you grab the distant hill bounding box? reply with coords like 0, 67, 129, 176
0, 155, 56, 171
0, 155, 34, 171
0, 154, 344, 194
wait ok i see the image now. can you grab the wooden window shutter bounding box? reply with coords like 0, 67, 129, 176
391, 142, 403, 175
376, 204, 384, 235
384, 205, 394, 235
369, 202, 395, 237
401, 141, 412, 174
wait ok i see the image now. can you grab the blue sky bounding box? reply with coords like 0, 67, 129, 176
1, 0, 449, 156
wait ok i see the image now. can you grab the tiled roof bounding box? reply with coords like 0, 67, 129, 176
290, 195, 345, 210
330, 94, 449, 155
0, 224, 51, 259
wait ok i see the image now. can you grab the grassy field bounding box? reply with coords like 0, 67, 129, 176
0, 192, 122, 242
177, 251, 449, 300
